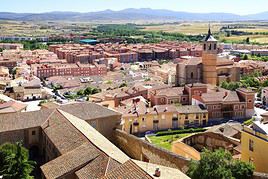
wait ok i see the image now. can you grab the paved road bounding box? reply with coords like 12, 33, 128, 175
23, 100, 41, 112
254, 107, 266, 119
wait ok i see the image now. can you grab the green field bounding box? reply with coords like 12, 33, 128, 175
148, 133, 190, 150
221, 34, 268, 44
142, 22, 222, 35
142, 22, 268, 44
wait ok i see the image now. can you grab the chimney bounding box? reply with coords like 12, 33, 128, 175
224, 91, 228, 98
154, 168, 161, 177
164, 107, 168, 112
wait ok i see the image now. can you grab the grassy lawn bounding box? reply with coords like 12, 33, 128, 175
148, 133, 190, 151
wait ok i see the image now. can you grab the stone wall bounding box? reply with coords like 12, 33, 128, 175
182, 132, 240, 155
112, 129, 190, 173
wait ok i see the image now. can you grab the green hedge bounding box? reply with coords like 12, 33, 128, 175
243, 118, 254, 126
155, 128, 206, 136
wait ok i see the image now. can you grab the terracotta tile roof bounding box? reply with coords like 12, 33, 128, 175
58, 102, 121, 121
223, 91, 240, 103
102, 160, 152, 179
41, 143, 101, 179
179, 58, 202, 66
117, 104, 178, 117
0, 101, 27, 114
200, 90, 241, 104
75, 155, 121, 179
41, 110, 89, 154
177, 105, 208, 114
0, 109, 54, 132
155, 87, 185, 97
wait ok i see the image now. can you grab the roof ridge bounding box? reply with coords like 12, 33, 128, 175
40, 109, 58, 129
57, 109, 129, 164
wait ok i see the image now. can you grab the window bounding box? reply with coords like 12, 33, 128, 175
249, 139, 254, 152
194, 120, 199, 126
161, 115, 165, 120
184, 120, 189, 126
209, 44, 212, 50
214, 44, 217, 50
185, 115, 188, 120
248, 99, 252, 103
153, 120, 159, 131
172, 119, 178, 129
203, 44, 206, 50
32, 131, 36, 136
191, 72, 194, 79
196, 115, 199, 119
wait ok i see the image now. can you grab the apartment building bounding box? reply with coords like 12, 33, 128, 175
117, 100, 208, 134
33, 62, 107, 78
241, 118, 268, 173
192, 88, 255, 121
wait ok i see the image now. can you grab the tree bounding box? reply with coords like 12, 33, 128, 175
231, 160, 255, 179
91, 88, 101, 94
0, 142, 35, 179
243, 54, 248, 60
187, 149, 254, 179
220, 81, 240, 91
246, 37, 250, 44
84, 87, 92, 95
119, 82, 127, 88
77, 89, 84, 96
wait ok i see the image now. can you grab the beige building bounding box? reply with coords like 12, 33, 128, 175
116, 100, 208, 134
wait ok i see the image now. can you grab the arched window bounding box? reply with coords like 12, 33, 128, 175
209, 44, 212, 50
214, 43, 217, 50
203, 44, 206, 50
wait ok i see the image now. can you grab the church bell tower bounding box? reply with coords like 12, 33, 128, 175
202, 25, 218, 86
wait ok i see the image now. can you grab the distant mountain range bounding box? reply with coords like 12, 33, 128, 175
1, 8, 268, 21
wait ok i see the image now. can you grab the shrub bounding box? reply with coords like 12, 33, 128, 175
155, 128, 206, 136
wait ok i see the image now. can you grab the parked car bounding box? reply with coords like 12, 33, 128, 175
255, 103, 261, 107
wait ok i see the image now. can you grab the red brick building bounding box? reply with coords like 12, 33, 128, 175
33, 63, 107, 78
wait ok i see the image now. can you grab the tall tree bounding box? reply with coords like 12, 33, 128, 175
187, 149, 254, 179
0, 142, 35, 179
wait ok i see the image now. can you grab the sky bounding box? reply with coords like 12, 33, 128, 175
1, 0, 268, 15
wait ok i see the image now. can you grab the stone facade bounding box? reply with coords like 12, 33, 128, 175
182, 132, 241, 156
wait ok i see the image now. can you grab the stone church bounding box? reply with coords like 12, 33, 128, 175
176, 27, 240, 86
